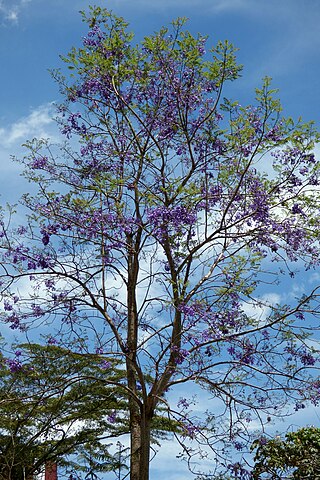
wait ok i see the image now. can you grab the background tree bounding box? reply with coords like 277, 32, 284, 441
251, 427, 320, 479
1, 6, 320, 479
0, 343, 128, 479
0, 342, 177, 479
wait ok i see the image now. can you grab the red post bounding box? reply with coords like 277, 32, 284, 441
45, 462, 58, 480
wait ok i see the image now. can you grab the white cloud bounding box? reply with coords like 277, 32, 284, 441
242, 292, 281, 322
0, 103, 59, 204
0, 103, 56, 149
5, 10, 18, 22
0, 0, 31, 23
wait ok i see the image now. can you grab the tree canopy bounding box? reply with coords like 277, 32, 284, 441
0, 343, 127, 479
0, 6, 320, 479
251, 427, 320, 479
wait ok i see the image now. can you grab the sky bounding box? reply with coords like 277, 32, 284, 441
1, 0, 320, 478
1, 0, 320, 204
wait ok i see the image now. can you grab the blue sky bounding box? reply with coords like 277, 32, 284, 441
1, 0, 320, 202
1, 0, 320, 478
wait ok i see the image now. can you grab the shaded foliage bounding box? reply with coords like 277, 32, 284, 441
0, 343, 127, 479
251, 427, 320, 479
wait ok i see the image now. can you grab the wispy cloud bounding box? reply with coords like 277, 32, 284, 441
242, 293, 282, 322
0, 103, 58, 205
0, 103, 55, 148
0, 103, 60, 211
0, 0, 31, 24
208, 0, 256, 13
91, 0, 251, 13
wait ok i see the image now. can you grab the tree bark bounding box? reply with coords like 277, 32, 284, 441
130, 403, 152, 480
126, 232, 153, 480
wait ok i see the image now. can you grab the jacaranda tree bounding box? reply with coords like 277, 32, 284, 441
1, 6, 320, 479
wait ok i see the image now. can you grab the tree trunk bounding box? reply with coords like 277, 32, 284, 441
126, 233, 153, 480
130, 403, 152, 480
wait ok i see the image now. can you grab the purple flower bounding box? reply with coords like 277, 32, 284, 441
100, 360, 111, 370
30, 156, 48, 169
181, 421, 198, 439
171, 346, 190, 364
300, 352, 316, 366
17, 226, 28, 235
31, 304, 44, 317
234, 441, 244, 451
147, 205, 197, 242
6, 358, 22, 373
291, 203, 304, 215
42, 233, 50, 245
5, 313, 24, 330
177, 397, 190, 409
107, 411, 116, 423
45, 279, 55, 289
4, 300, 13, 311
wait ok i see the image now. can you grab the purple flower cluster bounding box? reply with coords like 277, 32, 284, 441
171, 346, 190, 365
47, 336, 58, 345
180, 299, 243, 342
4, 242, 53, 271
83, 24, 105, 48
100, 360, 112, 370
227, 462, 252, 479
40, 223, 61, 246
309, 381, 320, 405
147, 205, 197, 242
199, 183, 222, 210
30, 156, 48, 169
294, 402, 306, 411
6, 350, 23, 373
4, 312, 24, 330
177, 397, 191, 409
6, 358, 22, 373
228, 339, 256, 366
285, 344, 317, 366
180, 420, 199, 439
107, 411, 116, 424
61, 112, 87, 139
